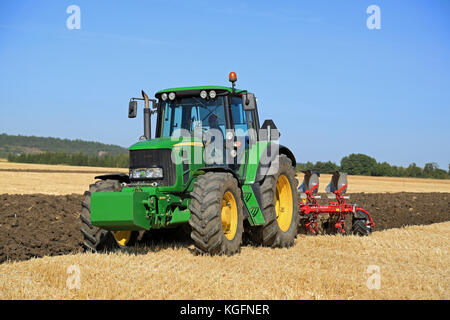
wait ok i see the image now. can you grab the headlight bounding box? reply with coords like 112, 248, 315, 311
168, 92, 176, 100
161, 93, 168, 101
130, 167, 163, 180
200, 90, 207, 99
209, 90, 216, 99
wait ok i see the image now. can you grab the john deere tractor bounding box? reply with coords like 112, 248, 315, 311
80, 72, 299, 255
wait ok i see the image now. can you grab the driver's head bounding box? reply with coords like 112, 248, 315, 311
208, 113, 219, 128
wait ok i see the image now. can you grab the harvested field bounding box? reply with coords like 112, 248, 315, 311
0, 162, 127, 195
0, 192, 448, 264
0, 161, 127, 172
0, 222, 448, 299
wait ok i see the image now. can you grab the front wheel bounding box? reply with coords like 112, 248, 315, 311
80, 179, 138, 251
189, 172, 244, 256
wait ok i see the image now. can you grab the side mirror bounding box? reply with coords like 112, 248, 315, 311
242, 93, 256, 111
128, 100, 137, 118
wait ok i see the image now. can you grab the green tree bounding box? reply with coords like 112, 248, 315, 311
423, 162, 438, 176
405, 163, 423, 177
371, 162, 393, 176
312, 161, 339, 173
340, 153, 377, 175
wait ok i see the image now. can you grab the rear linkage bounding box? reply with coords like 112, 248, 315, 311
297, 171, 375, 235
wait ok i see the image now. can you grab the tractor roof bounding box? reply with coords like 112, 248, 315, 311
155, 86, 246, 99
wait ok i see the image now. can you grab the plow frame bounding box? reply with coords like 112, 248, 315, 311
298, 176, 375, 235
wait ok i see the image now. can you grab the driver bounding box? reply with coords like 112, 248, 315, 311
205, 113, 223, 144
208, 113, 220, 130
204, 113, 224, 164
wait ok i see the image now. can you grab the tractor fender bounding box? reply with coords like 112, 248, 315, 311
196, 166, 240, 182
255, 144, 296, 183
94, 173, 130, 184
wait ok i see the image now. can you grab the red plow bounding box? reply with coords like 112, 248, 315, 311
297, 171, 375, 236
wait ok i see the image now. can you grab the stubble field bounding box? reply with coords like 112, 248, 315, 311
0, 161, 449, 299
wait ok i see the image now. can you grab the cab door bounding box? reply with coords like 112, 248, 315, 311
229, 96, 255, 181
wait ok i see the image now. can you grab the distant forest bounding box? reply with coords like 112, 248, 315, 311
0, 133, 128, 157
296, 153, 449, 180
7, 152, 129, 168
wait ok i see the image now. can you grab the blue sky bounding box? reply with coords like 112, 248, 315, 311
0, 0, 449, 169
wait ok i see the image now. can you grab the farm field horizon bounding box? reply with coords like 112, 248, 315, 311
1, 161, 449, 194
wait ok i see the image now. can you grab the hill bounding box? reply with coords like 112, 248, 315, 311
0, 133, 128, 157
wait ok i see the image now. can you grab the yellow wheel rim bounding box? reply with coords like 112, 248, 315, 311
221, 191, 238, 241
275, 174, 293, 232
113, 231, 132, 247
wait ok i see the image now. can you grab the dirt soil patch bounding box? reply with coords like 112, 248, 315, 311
348, 192, 449, 230
0, 192, 449, 264
0, 194, 84, 264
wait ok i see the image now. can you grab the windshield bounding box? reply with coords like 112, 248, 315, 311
159, 96, 226, 137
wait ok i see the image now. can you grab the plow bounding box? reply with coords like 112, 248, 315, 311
298, 170, 375, 236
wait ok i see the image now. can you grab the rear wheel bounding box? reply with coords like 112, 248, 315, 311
189, 172, 244, 255
249, 154, 299, 247
80, 179, 138, 251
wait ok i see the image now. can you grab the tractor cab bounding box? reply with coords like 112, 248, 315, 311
127, 73, 279, 183
154, 86, 259, 142
153, 73, 260, 143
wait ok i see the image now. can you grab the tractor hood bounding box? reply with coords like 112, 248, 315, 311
129, 136, 203, 151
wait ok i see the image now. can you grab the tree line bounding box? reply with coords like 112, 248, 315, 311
0, 133, 128, 157
296, 153, 449, 179
7, 152, 129, 168
7, 150, 449, 179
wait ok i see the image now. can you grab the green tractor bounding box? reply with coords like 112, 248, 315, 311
80, 72, 299, 255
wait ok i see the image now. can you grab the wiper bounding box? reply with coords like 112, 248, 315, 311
192, 97, 208, 108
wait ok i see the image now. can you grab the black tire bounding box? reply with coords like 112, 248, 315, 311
189, 172, 244, 256
249, 154, 300, 248
352, 211, 372, 236
80, 179, 138, 251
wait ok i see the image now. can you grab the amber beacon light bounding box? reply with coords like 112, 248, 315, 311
229, 72, 238, 93
229, 72, 237, 83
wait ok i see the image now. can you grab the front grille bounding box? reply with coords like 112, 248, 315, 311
129, 149, 176, 187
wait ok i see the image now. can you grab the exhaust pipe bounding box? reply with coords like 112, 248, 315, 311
142, 90, 151, 140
